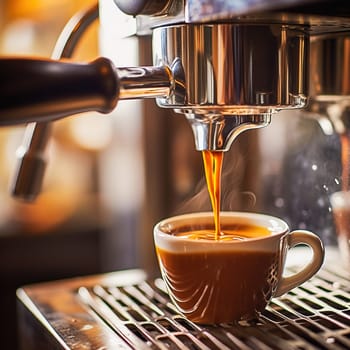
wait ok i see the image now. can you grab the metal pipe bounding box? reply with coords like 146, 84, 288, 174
117, 66, 172, 99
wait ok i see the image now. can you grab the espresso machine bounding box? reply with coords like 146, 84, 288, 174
1, 0, 350, 349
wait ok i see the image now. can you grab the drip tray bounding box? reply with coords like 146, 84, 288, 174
17, 247, 350, 350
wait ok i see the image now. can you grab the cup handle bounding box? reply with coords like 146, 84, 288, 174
274, 230, 325, 297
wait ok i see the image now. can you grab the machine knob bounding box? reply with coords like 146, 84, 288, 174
113, 0, 171, 16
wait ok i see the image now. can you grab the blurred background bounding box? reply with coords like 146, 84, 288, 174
0, 0, 345, 348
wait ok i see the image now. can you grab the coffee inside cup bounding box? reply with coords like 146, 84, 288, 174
168, 222, 273, 241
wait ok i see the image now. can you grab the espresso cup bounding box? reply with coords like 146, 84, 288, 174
330, 191, 350, 269
153, 211, 324, 324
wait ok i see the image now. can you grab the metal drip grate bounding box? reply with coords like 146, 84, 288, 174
79, 263, 350, 350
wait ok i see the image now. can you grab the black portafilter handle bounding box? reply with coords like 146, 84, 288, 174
0, 57, 119, 125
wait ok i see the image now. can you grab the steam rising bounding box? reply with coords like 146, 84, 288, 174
175, 132, 260, 215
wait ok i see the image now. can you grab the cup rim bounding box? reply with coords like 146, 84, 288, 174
154, 211, 289, 245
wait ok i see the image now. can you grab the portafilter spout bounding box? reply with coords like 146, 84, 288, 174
185, 113, 271, 151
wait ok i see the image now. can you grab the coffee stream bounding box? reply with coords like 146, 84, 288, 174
202, 151, 224, 240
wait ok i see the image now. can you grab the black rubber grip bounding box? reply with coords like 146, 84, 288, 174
0, 57, 119, 125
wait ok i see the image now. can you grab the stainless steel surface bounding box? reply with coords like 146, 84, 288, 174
17, 269, 148, 350
117, 66, 172, 100
17, 248, 350, 349
186, 113, 271, 152
153, 23, 308, 150
11, 3, 99, 201
153, 24, 308, 111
